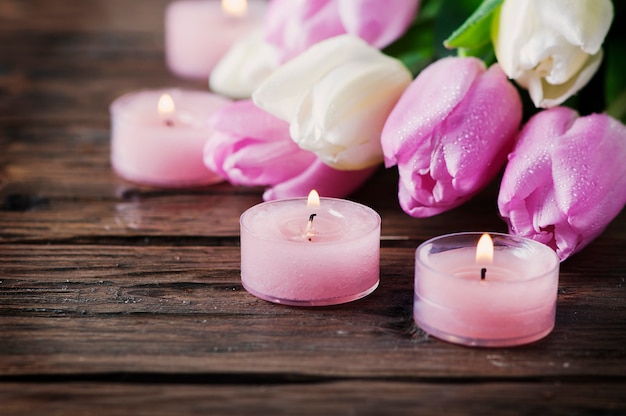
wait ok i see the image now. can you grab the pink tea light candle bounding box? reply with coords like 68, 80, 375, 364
110, 88, 230, 187
240, 190, 381, 306
414, 232, 560, 347
165, 0, 266, 80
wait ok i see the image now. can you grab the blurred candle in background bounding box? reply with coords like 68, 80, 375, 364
110, 88, 230, 187
165, 0, 267, 80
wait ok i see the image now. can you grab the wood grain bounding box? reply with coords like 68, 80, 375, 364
1, 0, 625, 414
1, 245, 625, 379
1, 381, 625, 416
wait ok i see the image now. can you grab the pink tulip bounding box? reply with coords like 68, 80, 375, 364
498, 107, 626, 260
203, 100, 376, 201
264, 158, 378, 201
337, 0, 420, 48
381, 57, 522, 217
264, 0, 419, 62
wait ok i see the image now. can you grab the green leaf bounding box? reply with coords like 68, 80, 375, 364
433, 0, 483, 58
416, 0, 446, 21
384, 21, 437, 76
444, 0, 503, 50
458, 43, 496, 64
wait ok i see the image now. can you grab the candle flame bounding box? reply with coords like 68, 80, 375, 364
158, 93, 175, 115
222, 0, 247, 16
307, 189, 320, 208
304, 190, 320, 241
476, 233, 494, 264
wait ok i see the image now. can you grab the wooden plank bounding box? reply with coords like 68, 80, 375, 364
0, 40, 198, 125
0, 0, 203, 125
0, 193, 515, 242
0, 0, 170, 34
0, 194, 260, 241
1, 245, 625, 378
2, 178, 624, 246
1, 380, 625, 416
1, 126, 521, 241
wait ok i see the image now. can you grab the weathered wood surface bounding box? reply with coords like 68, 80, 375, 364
2, 381, 625, 416
1, 0, 626, 414
1, 244, 625, 379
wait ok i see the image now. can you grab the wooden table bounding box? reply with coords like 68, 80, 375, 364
1, 1, 625, 414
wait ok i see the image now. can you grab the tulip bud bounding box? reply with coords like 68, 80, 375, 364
492, 0, 614, 108
204, 100, 314, 187
204, 100, 376, 201
337, 0, 420, 49
498, 107, 626, 260
263, 159, 378, 201
209, 31, 280, 100
253, 34, 412, 170
265, 0, 419, 63
381, 57, 522, 217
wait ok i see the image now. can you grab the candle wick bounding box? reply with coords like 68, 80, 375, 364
165, 119, 174, 127
481, 267, 487, 280
305, 213, 317, 241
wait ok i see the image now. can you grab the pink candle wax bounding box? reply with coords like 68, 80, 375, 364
240, 194, 381, 306
110, 88, 230, 187
414, 232, 560, 347
165, 0, 266, 80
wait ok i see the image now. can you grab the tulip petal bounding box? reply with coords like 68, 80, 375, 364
255, 34, 411, 170
253, 35, 378, 122
263, 159, 378, 200
382, 57, 522, 217
492, 0, 535, 79
204, 99, 376, 201
531, 0, 613, 55
498, 107, 626, 260
523, 50, 603, 108
382, 57, 484, 167
209, 30, 280, 99
337, 0, 419, 49
493, 0, 613, 108
553, 114, 626, 246
290, 54, 410, 169
263, 0, 418, 63
264, 0, 344, 62
204, 100, 315, 186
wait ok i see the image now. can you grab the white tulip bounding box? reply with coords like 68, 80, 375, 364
209, 30, 280, 99
253, 35, 411, 170
493, 0, 613, 108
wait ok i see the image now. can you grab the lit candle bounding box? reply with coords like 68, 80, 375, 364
240, 190, 381, 306
109, 88, 230, 187
414, 232, 560, 347
165, 0, 266, 80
